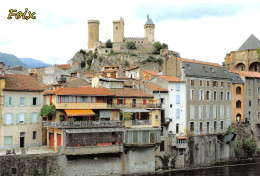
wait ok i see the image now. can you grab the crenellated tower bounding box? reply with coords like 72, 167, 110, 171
113, 17, 124, 43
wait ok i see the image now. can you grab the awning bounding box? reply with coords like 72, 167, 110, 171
65, 109, 95, 117
177, 137, 188, 139
65, 128, 123, 133
121, 108, 150, 113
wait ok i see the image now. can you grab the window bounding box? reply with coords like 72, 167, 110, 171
160, 141, 165, 152
190, 80, 194, 86
176, 83, 180, 91
200, 122, 203, 132
258, 99, 260, 106
207, 81, 210, 87
190, 90, 194, 100
160, 98, 164, 104
213, 81, 218, 87
20, 97, 25, 106
4, 136, 12, 145
226, 92, 231, 101
249, 100, 251, 107
207, 122, 210, 133
33, 97, 37, 105
214, 121, 217, 132
117, 99, 125, 105
206, 91, 210, 100
221, 82, 224, 88
31, 113, 38, 124
220, 105, 224, 119
190, 105, 195, 120
6, 96, 14, 106
236, 87, 241, 95
190, 122, 194, 132
258, 87, 260, 94
8, 97, 12, 105
249, 89, 251, 96
226, 106, 231, 119
155, 115, 159, 121
236, 100, 241, 108
33, 131, 37, 140
211, 68, 215, 73
220, 92, 224, 100
199, 105, 203, 120
199, 90, 204, 100
18, 113, 25, 124
4, 114, 12, 125
214, 91, 217, 100
176, 124, 179, 134
227, 82, 231, 88
170, 104, 172, 108
200, 80, 203, 87
176, 108, 180, 118
206, 105, 210, 119
176, 95, 180, 104
213, 105, 217, 119
221, 121, 224, 130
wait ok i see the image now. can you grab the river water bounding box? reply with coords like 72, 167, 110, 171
154, 159, 260, 176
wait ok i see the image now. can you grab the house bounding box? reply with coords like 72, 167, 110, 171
124, 65, 140, 79
92, 77, 124, 89
142, 70, 159, 81
0, 74, 43, 149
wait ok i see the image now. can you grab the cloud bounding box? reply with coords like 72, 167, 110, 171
136, 3, 258, 21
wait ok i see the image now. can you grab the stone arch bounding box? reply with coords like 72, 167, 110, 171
236, 100, 241, 108
249, 62, 260, 72
235, 63, 246, 71
236, 113, 242, 123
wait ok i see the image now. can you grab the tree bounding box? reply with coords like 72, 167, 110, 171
105, 39, 112, 48
40, 104, 56, 117
80, 61, 86, 68
126, 41, 136, 49
152, 41, 168, 54
124, 60, 129, 67
162, 43, 168, 49
243, 138, 257, 157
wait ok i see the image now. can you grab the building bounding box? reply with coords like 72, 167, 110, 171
92, 77, 124, 89
142, 70, 159, 81
124, 65, 140, 79
225, 34, 260, 72
0, 74, 43, 149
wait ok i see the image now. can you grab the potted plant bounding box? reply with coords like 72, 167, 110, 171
122, 112, 133, 127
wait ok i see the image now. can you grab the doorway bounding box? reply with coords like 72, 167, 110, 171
20, 137, 24, 148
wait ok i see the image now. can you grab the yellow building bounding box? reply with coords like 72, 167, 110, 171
225, 34, 260, 72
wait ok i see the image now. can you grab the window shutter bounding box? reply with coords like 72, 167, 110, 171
30, 97, 33, 106
202, 90, 204, 100
143, 99, 146, 105
18, 97, 21, 106
199, 90, 201, 100
5, 96, 9, 106
203, 122, 207, 133
209, 91, 211, 100
11, 97, 14, 107
30, 113, 33, 124
11, 114, 14, 124
24, 97, 27, 106
190, 90, 193, 100
24, 113, 27, 124
117, 99, 120, 105
124, 99, 126, 105
3, 114, 6, 125
194, 122, 197, 135
37, 97, 40, 106
37, 113, 40, 123
229, 92, 231, 101
16, 113, 20, 124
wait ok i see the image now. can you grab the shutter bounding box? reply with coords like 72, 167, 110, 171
36, 113, 39, 123
194, 122, 197, 135
229, 92, 231, 101
117, 99, 120, 105
203, 122, 207, 133
143, 99, 146, 105
24, 97, 27, 106
11, 97, 14, 107
209, 91, 211, 100
37, 97, 40, 106
226, 92, 228, 100
199, 90, 201, 100
18, 97, 21, 106
5, 96, 9, 106
217, 121, 220, 132
30, 97, 33, 106
202, 90, 204, 100
11, 114, 14, 125
24, 113, 27, 124
30, 113, 33, 123
190, 90, 193, 100
124, 99, 126, 105
16, 113, 20, 124
3, 114, 6, 125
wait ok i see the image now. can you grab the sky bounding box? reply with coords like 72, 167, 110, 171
0, 0, 260, 65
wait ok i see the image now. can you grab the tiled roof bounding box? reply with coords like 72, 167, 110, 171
111, 89, 153, 98
143, 70, 159, 76
54, 87, 115, 96
230, 70, 260, 78
43, 88, 60, 95
145, 82, 168, 92
57, 64, 71, 70
124, 80, 138, 87
124, 65, 139, 71
238, 34, 260, 51
4, 74, 43, 91
100, 69, 118, 73
157, 75, 183, 82
178, 58, 223, 67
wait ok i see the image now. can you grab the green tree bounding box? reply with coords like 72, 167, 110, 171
86, 57, 92, 66
40, 104, 56, 117
124, 60, 129, 67
243, 138, 257, 157
126, 41, 136, 49
162, 43, 168, 49
105, 39, 113, 48
80, 61, 86, 68
122, 112, 133, 121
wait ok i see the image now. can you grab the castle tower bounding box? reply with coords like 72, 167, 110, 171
88, 20, 100, 49
144, 15, 155, 44
113, 17, 124, 43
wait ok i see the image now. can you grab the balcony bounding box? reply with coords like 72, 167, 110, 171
124, 120, 151, 128
65, 144, 123, 155
55, 102, 108, 109
107, 103, 161, 109
44, 121, 122, 128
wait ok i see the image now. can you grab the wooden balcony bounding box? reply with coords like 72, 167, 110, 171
44, 121, 122, 128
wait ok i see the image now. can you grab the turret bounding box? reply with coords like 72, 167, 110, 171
88, 20, 100, 49
144, 15, 155, 44
113, 17, 124, 43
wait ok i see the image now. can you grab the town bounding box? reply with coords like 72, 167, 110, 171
0, 15, 260, 175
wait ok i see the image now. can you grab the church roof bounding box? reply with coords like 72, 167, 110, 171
145, 15, 154, 25
238, 34, 260, 51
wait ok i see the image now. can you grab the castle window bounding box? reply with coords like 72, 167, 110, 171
116, 27, 118, 30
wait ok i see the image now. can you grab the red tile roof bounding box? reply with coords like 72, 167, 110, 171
57, 64, 71, 70
124, 65, 139, 71
49, 87, 115, 96
145, 82, 168, 92
178, 58, 223, 67
143, 70, 159, 76
111, 89, 153, 98
157, 75, 183, 82
100, 69, 118, 73
230, 70, 260, 78
4, 74, 43, 91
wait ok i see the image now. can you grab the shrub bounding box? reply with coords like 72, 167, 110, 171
152, 41, 168, 54
80, 61, 86, 68
124, 60, 129, 67
40, 104, 56, 117
86, 57, 92, 66
105, 39, 112, 48
122, 112, 133, 121
243, 138, 256, 157
98, 56, 103, 62
126, 41, 136, 49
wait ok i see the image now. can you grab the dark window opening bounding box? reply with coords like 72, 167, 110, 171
33, 97, 37, 105
190, 122, 194, 132
160, 141, 165, 152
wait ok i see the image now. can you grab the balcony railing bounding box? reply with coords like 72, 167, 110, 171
107, 103, 161, 109
132, 120, 151, 126
44, 121, 122, 128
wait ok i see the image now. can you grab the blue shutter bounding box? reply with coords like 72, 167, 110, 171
11, 97, 14, 107
37, 97, 40, 106
24, 97, 27, 106
30, 113, 33, 124
16, 113, 20, 124
30, 97, 33, 106
24, 113, 27, 124
5, 96, 9, 106
18, 97, 21, 106
36, 113, 39, 123
3, 114, 6, 125
11, 114, 14, 124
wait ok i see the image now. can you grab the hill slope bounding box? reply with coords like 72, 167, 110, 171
0, 52, 29, 68
20, 58, 51, 68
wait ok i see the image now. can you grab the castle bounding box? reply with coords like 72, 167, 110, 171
88, 15, 155, 50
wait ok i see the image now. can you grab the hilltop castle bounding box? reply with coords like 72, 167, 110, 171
88, 15, 155, 50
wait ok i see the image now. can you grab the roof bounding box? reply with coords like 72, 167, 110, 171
238, 34, 260, 51
145, 15, 154, 25
100, 69, 118, 73
230, 70, 260, 78
111, 89, 153, 98
4, 74, 43, 92
178, 58, 223, 68
157, 75, 183, 82
124, 80, 138, 87
124, 65, 139, 71
182, 62, 232, 80
104, 65, 119, 68
228, 72, 244, 84
143, 70, 159, 76
43, 88, 61, 95
145, 82, 168, 92
44, 87, 115, 96
57, 64, 71, 70
99, 77, 124, 82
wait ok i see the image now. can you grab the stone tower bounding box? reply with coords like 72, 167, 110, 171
88, 20, 100, 49
144, 15, 155, 44
113, 17, 124, 43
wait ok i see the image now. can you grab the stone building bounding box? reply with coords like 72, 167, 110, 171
225, 34, 260, 72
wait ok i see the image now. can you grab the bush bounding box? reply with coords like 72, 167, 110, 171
40, 104, 56, 117
105, 39, 112, 48
152, 41, 168, 54
162, 43, 168, 49
243, 138, 257, 157
124, 60, 129, 67
126, 41, 136, 49
142, 56, 163, 66
80, 61, 86, 68
98, 56, 103, 62
86, 57, 93, 66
